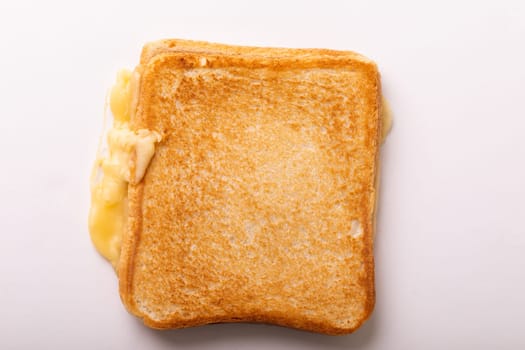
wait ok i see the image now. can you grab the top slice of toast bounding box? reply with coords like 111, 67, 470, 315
119, 39, 381, 335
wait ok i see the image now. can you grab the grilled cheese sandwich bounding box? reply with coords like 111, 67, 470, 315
88, 39, 390, 334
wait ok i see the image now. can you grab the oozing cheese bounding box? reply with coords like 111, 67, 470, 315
88, 69, 161, 268
381, 97, 393, 142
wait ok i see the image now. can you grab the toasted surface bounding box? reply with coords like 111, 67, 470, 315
119, 39, 381, 335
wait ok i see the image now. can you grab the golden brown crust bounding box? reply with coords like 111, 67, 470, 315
119, 39, 381, 335
140, 39, 376, 67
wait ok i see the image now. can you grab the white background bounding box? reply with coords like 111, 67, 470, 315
1, 0, 524, 349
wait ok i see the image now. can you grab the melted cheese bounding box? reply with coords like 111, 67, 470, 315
381, 97, 393, 142
89, 69, 161, 268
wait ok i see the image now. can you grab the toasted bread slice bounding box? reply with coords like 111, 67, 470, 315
118, 39, 382, 335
